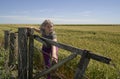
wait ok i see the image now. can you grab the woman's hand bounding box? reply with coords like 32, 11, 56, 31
52, 55, 58, 63
30, 27, 34, 29
28, 26, 34, 29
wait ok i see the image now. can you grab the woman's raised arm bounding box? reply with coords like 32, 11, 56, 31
32, 27, 40, 33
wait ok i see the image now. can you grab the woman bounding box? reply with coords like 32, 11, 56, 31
31, 20, 58, 79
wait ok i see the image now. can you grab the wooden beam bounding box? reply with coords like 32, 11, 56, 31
4, 30, 10, 50
33, 53, 77, 79
28, 28, 34, 79
34, 35, 83, 55
34, 35, 111, 64
74, 50, 90, 79
18, 28, 28, 79
8, 33, 16, 66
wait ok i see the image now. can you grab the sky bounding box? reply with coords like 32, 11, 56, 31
0, 0, 120, 24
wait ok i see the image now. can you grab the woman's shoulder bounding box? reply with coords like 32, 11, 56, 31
50, 31, 57, 39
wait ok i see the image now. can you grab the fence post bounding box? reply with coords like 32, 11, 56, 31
8, 33, 17, 66
28, 28, 34, 79
74, 50, 90, 79
18, 28, 28, 79
4, 30, 10, 50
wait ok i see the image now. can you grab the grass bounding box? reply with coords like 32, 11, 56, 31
0, 24, 120, 79
55, 25, 120, 79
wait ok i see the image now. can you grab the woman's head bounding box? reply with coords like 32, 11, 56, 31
40, 20, 54, 34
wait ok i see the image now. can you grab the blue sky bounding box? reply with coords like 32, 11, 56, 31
0, 0, 120, 24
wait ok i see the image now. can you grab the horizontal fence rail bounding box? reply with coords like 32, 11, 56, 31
34, 35, 111, 64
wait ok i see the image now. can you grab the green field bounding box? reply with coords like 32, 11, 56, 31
0, 24, 120, 79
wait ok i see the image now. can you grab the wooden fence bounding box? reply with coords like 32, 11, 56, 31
4, 28, 111, 79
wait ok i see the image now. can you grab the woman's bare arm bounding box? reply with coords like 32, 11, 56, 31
52, 38, 58, 63
33, 27, 40, 33
26, 26, 41, 33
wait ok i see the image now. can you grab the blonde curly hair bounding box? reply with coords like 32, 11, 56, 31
40, 20, 54, 34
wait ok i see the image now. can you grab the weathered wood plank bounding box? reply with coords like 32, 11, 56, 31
74, 50, 90, 79
18, 28, 28, 79
34, 35, 111, 64
8, 33, 16, 66
88, 52, 111, 64
4, 30, 10, 50
34, 35, 83, 55
14, 33, 18, 63
33, 53, 77, 79
28, 28, 34, 79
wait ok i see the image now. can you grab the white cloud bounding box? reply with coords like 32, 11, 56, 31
0, 15, 97, 24
82, 11, 92, 14
37, 9, 53, 13
0, 15, 41, 20
9, 9, 53, 15
73, 11, 93, 17
11, 11, 29, 14
51, 18, 97, 24
0, 15, 27, 18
